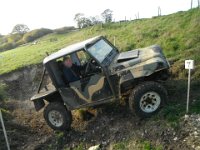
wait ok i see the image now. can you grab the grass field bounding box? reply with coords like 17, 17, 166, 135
0, 8, 200, 75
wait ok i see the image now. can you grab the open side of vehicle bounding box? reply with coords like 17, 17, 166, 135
31, 36, 170, 131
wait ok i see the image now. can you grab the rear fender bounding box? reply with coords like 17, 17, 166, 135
32, 99, 45, 111
30, 89, 60, 111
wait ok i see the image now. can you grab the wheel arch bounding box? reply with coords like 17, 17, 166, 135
119, 69, 169, 95
44, 91, 63, 103
31, 91, 64, 111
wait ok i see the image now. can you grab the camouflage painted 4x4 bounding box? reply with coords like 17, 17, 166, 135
31, 36, 170, 131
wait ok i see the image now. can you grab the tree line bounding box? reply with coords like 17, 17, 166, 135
0, 8, 113, 52
74, 9, 113, 28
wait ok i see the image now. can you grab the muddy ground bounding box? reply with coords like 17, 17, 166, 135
0, 66, 200, 150
0, 98, 200, 150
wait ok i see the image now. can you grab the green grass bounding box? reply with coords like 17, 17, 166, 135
72, 143, 84, 150
152, 80, 200, 129
141, 140, 163, 150
0, 82, 7, 100
161, 98, 200, 124
63, 143, 84, 150
113, 141, 128, 150
112, 140, 163, 150
0, 8, 200, 75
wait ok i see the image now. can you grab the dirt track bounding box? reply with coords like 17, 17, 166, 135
1, 99, 200, 150
1, 66, 200, 150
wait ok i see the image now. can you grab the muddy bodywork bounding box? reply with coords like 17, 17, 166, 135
31, 85, 57, 111
31, 36, 170, 111
109, 45, 169, 83
59, 73, 114, 110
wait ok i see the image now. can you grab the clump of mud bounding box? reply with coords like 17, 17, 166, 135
180, 114, 200, 150
1, 100, 200, 150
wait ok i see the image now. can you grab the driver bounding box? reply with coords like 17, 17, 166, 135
62, 56, 85, 83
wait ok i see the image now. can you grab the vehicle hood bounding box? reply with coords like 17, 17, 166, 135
117, 49, 139, 63
109, 45, 169, 74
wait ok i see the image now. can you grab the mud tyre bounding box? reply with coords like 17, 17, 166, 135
44, 102, 72, 131
129, 81, 168, 118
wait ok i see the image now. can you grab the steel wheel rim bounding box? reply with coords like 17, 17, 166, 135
140, 91, 161, 113
48, 110, 64, 127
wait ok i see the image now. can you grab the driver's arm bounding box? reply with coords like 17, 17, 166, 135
72, 63, 87, 77
74, 63, 86, 70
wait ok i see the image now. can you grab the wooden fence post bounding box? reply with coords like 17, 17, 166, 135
158, 7, 161, 16
191, 0, 193, 9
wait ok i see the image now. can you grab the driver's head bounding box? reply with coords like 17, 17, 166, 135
63, 56, 72, 68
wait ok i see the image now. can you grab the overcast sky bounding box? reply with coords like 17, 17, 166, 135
0, 0, 198, 34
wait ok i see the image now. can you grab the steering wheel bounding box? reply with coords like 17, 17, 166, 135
84, 58, 93, 74
84, 58, 100, 75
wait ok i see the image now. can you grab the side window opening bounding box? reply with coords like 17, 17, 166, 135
77, 50, 102, 76
77, 50, 90, 66
58, 52, 87, 84
50, 50, 101, 87
59, 54, 78, 84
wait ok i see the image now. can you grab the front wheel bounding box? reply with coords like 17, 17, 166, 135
129, 81, 168, 118
44, 102, 72, 131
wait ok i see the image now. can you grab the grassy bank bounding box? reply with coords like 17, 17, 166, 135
0, 8, 200, 75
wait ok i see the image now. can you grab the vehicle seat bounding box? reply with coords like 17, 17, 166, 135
50, 61, 66, 87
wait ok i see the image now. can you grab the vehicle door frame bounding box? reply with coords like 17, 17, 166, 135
70, 48, 117, 103
84, 39, 118, 100
53, 48, 116, 109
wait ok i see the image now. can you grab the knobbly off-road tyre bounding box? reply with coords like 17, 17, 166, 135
129, 81, 168, 118
44, 102, 72, 131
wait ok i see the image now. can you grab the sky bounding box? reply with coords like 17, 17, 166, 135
0, 0, 198, 34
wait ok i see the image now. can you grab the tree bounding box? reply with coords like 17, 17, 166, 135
81, 18, 92, 28
74, 13, 92, 28
101, 9, 113, 23
74, 13, 85, 28
90, 16, 102, 25
12, 24, 30, 34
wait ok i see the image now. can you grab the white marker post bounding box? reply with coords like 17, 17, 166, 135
0, 109, 10, 150
185, 60, 194, 114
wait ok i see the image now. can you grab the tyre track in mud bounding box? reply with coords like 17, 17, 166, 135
1, 100, 197, 150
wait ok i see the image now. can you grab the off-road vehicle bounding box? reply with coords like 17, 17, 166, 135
31, 36, 170, 131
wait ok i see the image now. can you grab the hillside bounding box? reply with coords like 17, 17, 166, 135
0, 8, 200, 76
0, 26, 75, 53
0, 8, 200, 150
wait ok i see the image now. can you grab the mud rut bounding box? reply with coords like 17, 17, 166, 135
0, 66, 200, 150
1, 99, 199, 150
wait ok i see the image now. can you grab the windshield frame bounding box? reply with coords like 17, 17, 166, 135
85, 38, 118, 64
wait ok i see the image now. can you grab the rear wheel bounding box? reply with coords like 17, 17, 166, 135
129, 81, 168, 118
44, 102, 72, 131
